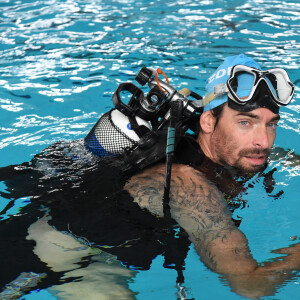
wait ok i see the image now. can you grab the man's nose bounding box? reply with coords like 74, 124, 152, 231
253, 126, 270, 149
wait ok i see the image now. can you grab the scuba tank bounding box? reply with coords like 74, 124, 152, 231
84, 108, 151, 157
84, 67, 204, 166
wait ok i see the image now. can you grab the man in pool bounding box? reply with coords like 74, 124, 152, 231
0, 54, 298, 299
125, 54, 300, 298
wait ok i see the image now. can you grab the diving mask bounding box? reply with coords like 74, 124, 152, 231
205, 64, 295, 113
227, 65, 294, 106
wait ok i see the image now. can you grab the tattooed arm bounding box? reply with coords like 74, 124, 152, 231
125, 163, 300, 298
125, 163, 257, 274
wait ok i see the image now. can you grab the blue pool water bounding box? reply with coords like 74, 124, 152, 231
0, 0, 299, 299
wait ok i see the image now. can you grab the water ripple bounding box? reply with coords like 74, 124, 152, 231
0, 111, 98, 149
0, 0, 299, 151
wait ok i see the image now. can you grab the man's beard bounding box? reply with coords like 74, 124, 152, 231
211, 129, 272, 175
220, 148, 271, 175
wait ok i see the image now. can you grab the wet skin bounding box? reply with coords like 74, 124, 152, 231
198, 105, 280, 173
125, 105, 300, 299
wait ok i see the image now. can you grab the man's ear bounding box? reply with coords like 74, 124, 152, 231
200, 111, 216, 133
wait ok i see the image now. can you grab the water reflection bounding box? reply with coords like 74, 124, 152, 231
1, 0, 299, 170
0, 0, 299, 298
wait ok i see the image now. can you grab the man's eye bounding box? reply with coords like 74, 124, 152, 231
239, 121, 249, 126
268, 123, 278, 129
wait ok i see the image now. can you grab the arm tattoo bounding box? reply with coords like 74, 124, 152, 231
125, 163, 234, 230
125, 171, 166, 216
125, 164, 251, 272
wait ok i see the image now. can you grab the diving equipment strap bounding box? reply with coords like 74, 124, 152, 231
163, 100, 182, 219
179, 87, 210, 109
128, 115, 151, 138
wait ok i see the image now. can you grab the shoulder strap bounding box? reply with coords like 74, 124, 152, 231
128, 115, 151, 138
174, 134, 205, 166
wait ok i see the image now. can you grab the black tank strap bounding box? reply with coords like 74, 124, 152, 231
128, 115, 151, 138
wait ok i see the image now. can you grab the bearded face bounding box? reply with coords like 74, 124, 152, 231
209, 106, 279, 174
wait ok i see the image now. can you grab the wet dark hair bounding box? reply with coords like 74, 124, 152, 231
210, 102, 226, 129
197, 102, 226, 133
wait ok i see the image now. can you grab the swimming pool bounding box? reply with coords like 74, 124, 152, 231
0, 0, 299, 299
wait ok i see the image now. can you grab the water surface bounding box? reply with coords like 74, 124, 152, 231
0, 0, 299, 299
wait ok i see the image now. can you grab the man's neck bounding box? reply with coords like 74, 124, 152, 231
196, 134, 254, 197
197, 133, 215, 163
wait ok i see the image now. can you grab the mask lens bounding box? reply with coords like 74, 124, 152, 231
229, 69, 255, 101
266, 70, 294, 105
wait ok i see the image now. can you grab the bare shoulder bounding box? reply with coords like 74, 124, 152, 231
125, 163, 210, 189
124, 163, 167, 216
124, 163, 226, 218
124, 163, 208, 199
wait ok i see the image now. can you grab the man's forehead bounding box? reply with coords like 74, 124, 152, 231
228, 107, 280, 121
